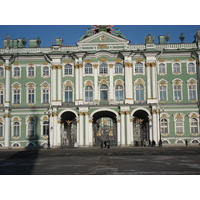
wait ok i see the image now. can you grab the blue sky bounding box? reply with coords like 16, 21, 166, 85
0, 25, 200, 48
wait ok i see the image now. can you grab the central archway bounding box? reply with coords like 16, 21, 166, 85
92, 111, 117, 147
133, 110, 149, 146
60, 111, 77, 147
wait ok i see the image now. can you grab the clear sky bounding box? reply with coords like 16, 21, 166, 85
0, 25, 200, 48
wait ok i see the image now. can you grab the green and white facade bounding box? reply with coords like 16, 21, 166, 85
0, 25, 200, 148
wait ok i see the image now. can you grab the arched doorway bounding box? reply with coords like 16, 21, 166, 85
133, 110, 149, 146
92, 111, 117, 147
60, 111, 77, 147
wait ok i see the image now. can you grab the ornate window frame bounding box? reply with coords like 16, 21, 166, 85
172, 79, 183, 102
114, 79, 124, 102
12, 66, 21, 79
99, 62, 108, 74
158, 79, 168, 102
84, 63, 93, 75
187, 78, 197, 101
11, 117, 21, 138
0, 66, 4, 78
12, 82, 21, 105
26, 116, 36, 139
0, 83, 5, 105
41, 65, 50, 78
40, 115, 49, 138
187, 60, 196, 75
63, 63, 74, 76
172, 62, 181, 75
63, 81, 74, 102
158, 63, 167, 75
188, 113, 199, 136
134, 78, 146, 102
84, 80, 93, 103
114, 62, 123, 74
41, 81, 50, 104
134, 61, 145, 75
26, 82, 36, 105
27, 64, 36, 78
160, 113, 170, 136
174, 113, 185, 136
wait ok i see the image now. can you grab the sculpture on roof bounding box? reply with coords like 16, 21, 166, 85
113, 27, 127, 39
145, 33, 154, 44
79, 27, 94, 41
179, 33, 185, 43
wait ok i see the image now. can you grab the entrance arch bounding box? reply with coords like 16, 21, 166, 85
60, 111, 77, 147
132, 110, 150, 146
92, 111, 117, 147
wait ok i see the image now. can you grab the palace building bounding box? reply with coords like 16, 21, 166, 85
0, 25, 200, 148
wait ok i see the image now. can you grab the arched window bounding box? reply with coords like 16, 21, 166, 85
175, 118, 184, 134
13, 89, 20, 104
0, 89, 4, 104
0, 67, 4, 77
28, 121, 35, 137
85, 63, 93, 74
159, 63, 165, 74
173, 63, 181, 74
115, 85, 124, 101
188, 63, 195, 73
188, 85, 196, 100
135, 62, 143, 74
136, 84, 144, 101
28, 88, 35, 104
14, 67, 20, 77
160, 119, 168, 134
43, 121, 49, 136
42, 88, 49, 103
100, 84, 108, 101
115, 63, 123, 74
0, 122, 3, 137
64, 64, 72, 75
43, 66, 49, 76
191, 118, 198, 134
13, 122, 20, 137
159, 85, 167, 101
28, 66, 35, 77
85, 86, 93, 102
99, 63, 108, 74
174, 85, 182, 100
64, 86, 73, 102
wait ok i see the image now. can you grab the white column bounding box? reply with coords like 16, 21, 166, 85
88, 117, 93, 147
117, 117, 121, 146
146, 63, 152, 100
152, 63, 157, 99
51, 65, 57, 102
84, 112, 89, 146
75, 64, 79, 104
149, 116, 153, 142
49, 109, 54, 148
56, 117, 61, 147
126, 111, 131, 146
76, 117, 80, 146
57, 65, 62, 103
152, 109, 158, 144
109, 64, 114, 102
52, 109, 58, 147
79, 64, 83, 104
124, 62, 133, 104
4, 112, 10, 148
129, 117, 134, 146
79, 112, 84, 146
120, 111, 126, 146
94, 64, 98, 102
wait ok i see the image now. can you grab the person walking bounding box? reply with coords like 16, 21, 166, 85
185, 140, 188, 147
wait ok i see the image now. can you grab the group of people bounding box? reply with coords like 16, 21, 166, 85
101, 140, 110, 149
135, 139, 162, 147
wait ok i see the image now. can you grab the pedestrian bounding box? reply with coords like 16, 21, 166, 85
185, 140, 188, 147
107, 140, 110, 149
149, 140, 152, 147
101, 140, 103, 149
159, 139, 162, 147
104, 140, 107, 148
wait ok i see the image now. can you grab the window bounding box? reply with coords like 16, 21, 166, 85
160, 119, 168, 134
43, 66, 49, 77
13, 67, 20, 77
0, 67, 4, 77
0, 122, 3, 137
42, 89, 49, 103
28, 121, 35, 137
0, 89, 3, 104
188, 85, 196, 100
64, 86, 73, 102
99, 63, 108, 74
136, 84, 144, 101
159, 85, 167, 101
135, 62, 143, 74
28, 66, 35, 77
173, 63, 181, 74
28, 89, 35, 104
64, 64, 72, 75
115, 63, 123, 74
13, 89, 20, 104
100, 84, 108, 101
175, 118, 184, 134
174, 85, 182, 100
115, 85, 124, 101
13, 122, 20, 137
191, 118, 198, 134
85, 63, 93, 74
85, 86, 93, 102
43, 121, 49, 136
188, 63, 195, 73
159, 63, 166, 74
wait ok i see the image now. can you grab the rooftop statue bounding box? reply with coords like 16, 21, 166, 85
79, 27, 94, 41
179, 33, 185, 43
113, 27, 127, 39
193, 29, 200, 43
145, 33, 154, 44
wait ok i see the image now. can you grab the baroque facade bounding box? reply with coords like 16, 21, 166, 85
0, 25, 200, 148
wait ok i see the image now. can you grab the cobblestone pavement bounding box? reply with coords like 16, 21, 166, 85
0, 146, 200, 175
